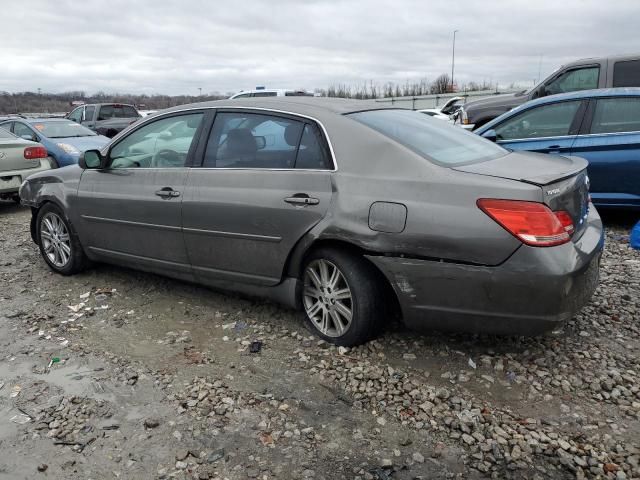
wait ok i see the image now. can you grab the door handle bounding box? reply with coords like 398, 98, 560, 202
155, 187, 181, 198
547, 145, 561, 149
284, 194, 319, 206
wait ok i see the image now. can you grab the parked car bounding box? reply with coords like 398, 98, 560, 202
0, 127, 51, 202
456, 53, 640, 130
229, 89, 313, 99
66, 103, 141, 138
20, 98, 603, 346
0, 118, 110, 168
475, 88, 640, 209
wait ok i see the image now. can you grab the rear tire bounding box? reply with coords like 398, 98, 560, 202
36, 203, 89, 275
300, 248, 386, 346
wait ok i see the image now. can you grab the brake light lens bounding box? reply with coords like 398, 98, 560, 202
477, 199, 573, 247
24, 146, 48, 159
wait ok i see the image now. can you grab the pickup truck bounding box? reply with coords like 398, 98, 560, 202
456, 53, 640, 130
67, 103, 141, 138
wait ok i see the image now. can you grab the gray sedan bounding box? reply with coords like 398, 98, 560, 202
19, 97, 604, 346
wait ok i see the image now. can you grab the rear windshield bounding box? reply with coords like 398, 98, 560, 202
31, 121, 97, 138
349, 109, 507, 166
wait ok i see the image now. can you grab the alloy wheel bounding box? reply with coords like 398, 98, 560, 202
40, 212, 71, 268
302, 259, 353, 337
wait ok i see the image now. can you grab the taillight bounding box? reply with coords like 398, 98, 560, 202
24, 146, 48, 159
554, 210, 575, 235
477, 199, 573, 247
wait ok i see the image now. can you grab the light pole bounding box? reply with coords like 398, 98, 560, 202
198, 87, 202, 96
451, 30, 458, 92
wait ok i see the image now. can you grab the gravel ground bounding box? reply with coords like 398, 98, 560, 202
0, 201, 638, 480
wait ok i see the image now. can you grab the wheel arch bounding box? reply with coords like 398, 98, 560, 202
285, 235, 401, 317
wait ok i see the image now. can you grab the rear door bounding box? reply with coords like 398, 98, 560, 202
75, 111, 206, 280
570, 96, 640, 206
182, 109, 334, 286
493, 100, 587, 154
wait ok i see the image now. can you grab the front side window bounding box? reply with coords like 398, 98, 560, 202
68, 107, 83, 122
591, 97, 640, 134
203, 112, 331, 169
494, 101, 582, 140
350, 109, 507, 166
545, 67, 599, 95
252, 92, 277, 97
109, 113, 203, 169
613, 59, 640, 87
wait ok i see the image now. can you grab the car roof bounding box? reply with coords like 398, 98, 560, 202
24, 118, 73, 123
566, 52, 640, 66
159, 96, 402, 119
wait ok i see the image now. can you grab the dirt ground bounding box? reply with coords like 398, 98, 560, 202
0, 201, 638, 480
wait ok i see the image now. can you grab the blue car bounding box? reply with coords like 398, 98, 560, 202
475, 88, 640, 209
0, 118, 109, 168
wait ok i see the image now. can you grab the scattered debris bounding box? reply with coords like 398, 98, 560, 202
10, 385, 21, 398
10, 413, 31, 424
468, 358, 477, 369
249, 340, 263, 353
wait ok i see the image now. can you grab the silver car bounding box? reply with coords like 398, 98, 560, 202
1, 127, 52, 202
19, 98, 604, 346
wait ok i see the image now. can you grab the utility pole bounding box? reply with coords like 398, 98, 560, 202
198, 87, 202, 96
451, 30, 458, 93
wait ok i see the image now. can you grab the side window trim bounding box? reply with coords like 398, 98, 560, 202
193, 108, 336, 171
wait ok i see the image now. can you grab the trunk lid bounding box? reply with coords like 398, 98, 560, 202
454, 151, 591, 236
0, 139, 40, 172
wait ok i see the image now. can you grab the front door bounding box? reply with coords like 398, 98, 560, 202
75, 111, 205, 280
182, 110, 334, 286
493, 100, 586, 155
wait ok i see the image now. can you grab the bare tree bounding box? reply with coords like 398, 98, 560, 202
430, 74, 451, 94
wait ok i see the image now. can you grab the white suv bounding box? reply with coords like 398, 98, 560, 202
229, 89, 313, 99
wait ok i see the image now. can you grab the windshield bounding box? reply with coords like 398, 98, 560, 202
0, 126, 15, 139
349, 109, 507, 166
31, 121, 97, 138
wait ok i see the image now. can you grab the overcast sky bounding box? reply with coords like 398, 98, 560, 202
1, 0, 637, 96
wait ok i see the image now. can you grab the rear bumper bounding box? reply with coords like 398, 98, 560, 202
367, 207, 604, 336
0, 159, 52, 195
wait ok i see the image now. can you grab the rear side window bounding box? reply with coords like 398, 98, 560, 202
98, 105, 114, 120
350, 109, 506, 166
590, 97, 640, 134
0, 125, 14, 138
494, 101, 582, 140
252, 92, 277, 97
203, 112, 332, 169
123, 106, 139, 117
613, 60, 640, 87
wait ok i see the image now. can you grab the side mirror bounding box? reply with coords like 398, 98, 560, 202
79, 149, 105, 169
482, 129, 498, 142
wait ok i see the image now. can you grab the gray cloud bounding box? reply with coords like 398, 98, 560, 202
0, 0, 637, 95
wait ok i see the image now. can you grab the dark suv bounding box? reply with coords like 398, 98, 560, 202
457, 53, 640, 129
67, 103, 141, 138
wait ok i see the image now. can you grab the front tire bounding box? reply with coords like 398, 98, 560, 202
36, 203, 88, 275
300, 248, 385, 346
